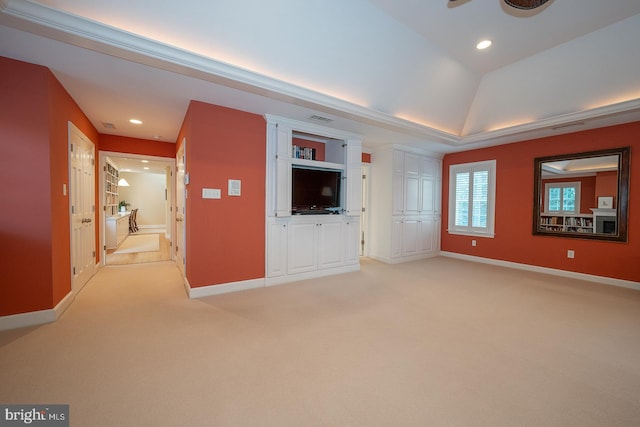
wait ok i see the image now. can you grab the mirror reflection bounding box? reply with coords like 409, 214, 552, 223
533, 147, 630, 242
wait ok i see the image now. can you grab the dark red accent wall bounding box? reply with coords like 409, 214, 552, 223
179, 101, 266, 288
441, 122, 640, 282
1, 57, 98, 316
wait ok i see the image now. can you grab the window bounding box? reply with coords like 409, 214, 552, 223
448, 160, 496, 237
544, 182, 580, 214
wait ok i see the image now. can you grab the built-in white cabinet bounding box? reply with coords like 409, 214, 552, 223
106, 213, 130, 249
370, 147, 442, 264
266, 216, 360, 283
264, 115, 362, 285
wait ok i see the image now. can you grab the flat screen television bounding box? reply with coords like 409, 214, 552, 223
291, 166, 342, 214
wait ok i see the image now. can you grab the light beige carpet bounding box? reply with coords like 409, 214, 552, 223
1, 257, 639, 426
114, 233, 159, 254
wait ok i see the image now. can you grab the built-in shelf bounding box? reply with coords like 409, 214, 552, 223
105, 160, 119, 217
540, 213, 593, 233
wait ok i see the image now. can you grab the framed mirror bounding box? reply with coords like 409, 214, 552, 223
533, 147, 630, 242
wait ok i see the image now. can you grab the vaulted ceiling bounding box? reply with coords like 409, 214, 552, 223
1, 0, 640, 154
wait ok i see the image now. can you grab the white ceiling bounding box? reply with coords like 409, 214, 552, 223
1, 0, 640, 154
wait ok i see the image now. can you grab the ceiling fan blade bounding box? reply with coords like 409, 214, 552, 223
504, 0, 549, 9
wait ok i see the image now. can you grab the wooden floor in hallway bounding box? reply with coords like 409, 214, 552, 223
106, 230, 171, 265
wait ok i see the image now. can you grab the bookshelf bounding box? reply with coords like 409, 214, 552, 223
540, 213, 593, 233
105, 161, 119, 216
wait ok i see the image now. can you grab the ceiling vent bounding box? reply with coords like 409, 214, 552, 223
551, 122, 585, 131
102, 122, 116, 129
308, 115, 333, 123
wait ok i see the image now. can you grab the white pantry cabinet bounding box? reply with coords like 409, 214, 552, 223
370, 147, 442, 264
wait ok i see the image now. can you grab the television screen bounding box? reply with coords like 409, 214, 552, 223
291, 166, 341, 214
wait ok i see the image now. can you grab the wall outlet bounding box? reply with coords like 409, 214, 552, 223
202, 188, 221, 199
567, 250, 575, 259
471, 240, 477, 247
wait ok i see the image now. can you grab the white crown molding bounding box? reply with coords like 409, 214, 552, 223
0, 0, 460, 144
460, 98, 640, 144
2, 0, 639, 149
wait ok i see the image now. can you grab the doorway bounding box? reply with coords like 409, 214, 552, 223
99, 152, 175, 266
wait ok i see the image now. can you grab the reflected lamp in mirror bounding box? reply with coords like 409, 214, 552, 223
532, 147, 630, 242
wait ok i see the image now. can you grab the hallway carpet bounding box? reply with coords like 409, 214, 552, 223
1, 258, 639, 426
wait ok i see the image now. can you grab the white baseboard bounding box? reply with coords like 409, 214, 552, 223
369, 252, 438, 265
0, 291, 74, 331
265, 263, 360, 287
188, 278, 265, 299
188, 264, 362, 297
440, 251, 640, 291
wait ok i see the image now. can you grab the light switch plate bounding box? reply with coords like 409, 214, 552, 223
228, 179, 241, 196
202, 188, 221, 199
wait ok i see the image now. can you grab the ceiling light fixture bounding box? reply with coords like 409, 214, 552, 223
476, 40, 492, 50
449, 0, 549, 11
503, 0, 549, 10
118, 178, 130, 187
141, 160, 149, 163
129, 118, 143, 125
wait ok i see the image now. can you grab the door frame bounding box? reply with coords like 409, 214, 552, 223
360, 163, 371, 257
68, 121, 96, 293
97, 151, 176, 266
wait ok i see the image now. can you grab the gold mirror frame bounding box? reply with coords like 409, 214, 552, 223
533, 147, 630, 242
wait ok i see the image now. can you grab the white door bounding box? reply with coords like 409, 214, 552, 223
360, 165, 369, 256
69, 123, 96, 292
175, 138, 187, 276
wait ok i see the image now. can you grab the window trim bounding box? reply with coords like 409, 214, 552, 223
543, 181, 581, 214
448, 159, 496, 238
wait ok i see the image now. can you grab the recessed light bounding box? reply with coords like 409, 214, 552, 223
141, 160, 149, 163
476, 40, 492, 50
143, 167, 150, 170
129, 118, 143, 125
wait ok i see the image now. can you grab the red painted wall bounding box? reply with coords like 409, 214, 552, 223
595, 171, 618, 207
48, 70, 100, 303
441, 122, 640, 282
0, 57, 98, 316
180, 101, 266, 287
99, 134, 175, 158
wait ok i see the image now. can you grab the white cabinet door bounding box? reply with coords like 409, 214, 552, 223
275, 124, 292, 217
420, 176, 434, 213
404, 154, 421, 215
404, 175, 420, 215
317, 220, 343, 270
418, 218, 435, 254
392, 151, 404, 215
401, 219, 420, 256
343, 218, 360, 265
288, 221, 317, 274
267, 221, 288, 277
391, 219, 403, 259
345, 140, 362, 216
